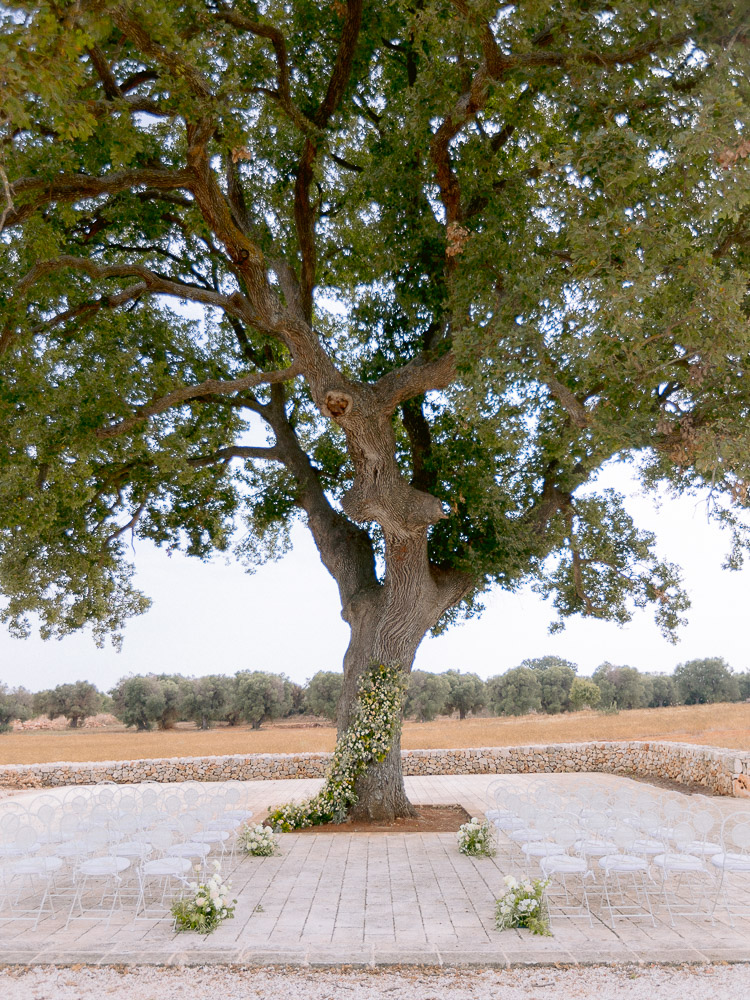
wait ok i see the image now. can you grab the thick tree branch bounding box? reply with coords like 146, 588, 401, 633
96, 363, 301, 440
11, 255, 255, 326
293, 1, 364, 322
374, 350, 456, 412
261, 385, 378, 611
401, 397, 436, 495
187, 445, 281, 467
314, 1, 364, 128
6, 167, 193, 229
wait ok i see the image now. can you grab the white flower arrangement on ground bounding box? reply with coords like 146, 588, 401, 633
238, 822, 279, 856
495, 874, 551, 936
171, 861, 237, 934
457, 817, 496, 857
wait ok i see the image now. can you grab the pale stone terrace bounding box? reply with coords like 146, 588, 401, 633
1, 774, 748, 967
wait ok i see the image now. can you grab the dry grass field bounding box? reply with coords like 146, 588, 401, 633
0, 702, 748, 765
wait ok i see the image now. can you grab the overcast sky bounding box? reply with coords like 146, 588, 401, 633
1, 461, 748, 693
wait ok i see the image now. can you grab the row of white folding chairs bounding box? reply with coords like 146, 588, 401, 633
488, 797, 750, 927
0, 821, 232, 928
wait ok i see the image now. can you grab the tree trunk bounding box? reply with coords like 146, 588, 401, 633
336, 544, 471, 822
265, 381, 473, 823
336, 593, 425, 822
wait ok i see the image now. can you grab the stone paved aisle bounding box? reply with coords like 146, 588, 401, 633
0, 774, 748, 966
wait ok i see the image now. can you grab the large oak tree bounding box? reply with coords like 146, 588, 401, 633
1, 0, 749, 818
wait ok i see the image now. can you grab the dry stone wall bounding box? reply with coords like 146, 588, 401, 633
0, 741, 749, 796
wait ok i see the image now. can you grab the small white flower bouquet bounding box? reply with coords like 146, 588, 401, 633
456, 817, 496, 857
238, 822, 280, 857
171, 861, 236, 934
495, 874, 551, 936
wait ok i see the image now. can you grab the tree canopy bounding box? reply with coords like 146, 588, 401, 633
2, 0, 749, 817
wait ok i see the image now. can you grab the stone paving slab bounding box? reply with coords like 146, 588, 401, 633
1, 773, 748, 967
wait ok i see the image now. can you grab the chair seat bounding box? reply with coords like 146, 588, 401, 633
226, 810, 253, 821
10, 856, 64, 875
575, 839, 617, 857
78, 856, 131, 876
632, 838, 664, 855
709, 852, 750, 871
208, 818, 242, 831
598, 853, 649, 873
166, 842, 210, 859
652, 852, 706, 872
56, 839, 100, 858
493, 817, 524, 832
508, 828, 544, 843
115, 841, 153, 859
521, 841, 566, 858
684, 840, 723, 857
541, 855, 589, 875
192, 830, 230, 843
142, 857, 192, 877
0, 845, 33, 858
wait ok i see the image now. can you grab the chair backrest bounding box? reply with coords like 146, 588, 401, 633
613, 824, 636, 852
164, 794, 183, 817
86, 827, 110, 852
672, 821, 695, 852
0, 811, 23, 840
148, 827, 174, 852
553, 821, 578, 850
691, 809, 716, 838
15, 825, 40, 852
722, 813, 750, 855
583, 811, 608, 836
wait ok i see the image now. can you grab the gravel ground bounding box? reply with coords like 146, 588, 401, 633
1, 964, 748, 1000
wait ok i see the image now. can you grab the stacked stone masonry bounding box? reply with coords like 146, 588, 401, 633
1, 742, 749, 796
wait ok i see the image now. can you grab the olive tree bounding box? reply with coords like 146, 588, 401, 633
304, 671, 344, 721
591, 662, 647, 710
181, 673, 227, 729
110, 672, 185, 729
2, 1, 749, 819
444, 669, 486, 719
487, 666, 542, 716
233, 670, 291, 729
405, 669, 451, 722
568, 677, 601, 712
33, 680, 101, 727
0, 683, 32, 733
673, 657, 741, 705
523, 656, 578, 714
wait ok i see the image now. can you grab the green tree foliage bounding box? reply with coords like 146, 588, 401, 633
591, 662, 647, 710
673, 657, 741, 705
33, 679, 101, 727
110, 673, 183, 730
0, 683, 32, 733
1, 1, 748, 651
643, 673, 679, 707
568, 677, 602, 712
405, 669, 451, 722
487, 667, 543, 717
444, 670, 486, 720
738, 672, 750, 701
180, 674, 227, 730
304, 671, 343, 721
149, 674, 185, 730
233, 670, 291, 729
522, 656, 578, 714
284, 678, 305, 716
